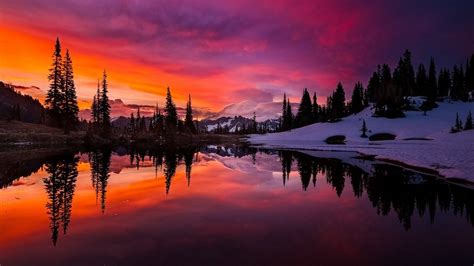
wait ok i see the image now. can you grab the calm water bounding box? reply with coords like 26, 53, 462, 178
0, 146, 473, 265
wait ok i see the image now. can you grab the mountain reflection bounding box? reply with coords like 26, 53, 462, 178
1, 146, 473, 248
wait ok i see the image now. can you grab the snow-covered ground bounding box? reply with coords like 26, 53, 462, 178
250, 100, 474, 181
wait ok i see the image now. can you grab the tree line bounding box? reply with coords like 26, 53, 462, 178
120, 88, 197, 138
281, 50, 474, 131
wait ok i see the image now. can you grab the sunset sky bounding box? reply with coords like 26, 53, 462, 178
0, 0, 473, 116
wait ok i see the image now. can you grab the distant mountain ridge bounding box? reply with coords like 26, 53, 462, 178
0, 81, 44, 123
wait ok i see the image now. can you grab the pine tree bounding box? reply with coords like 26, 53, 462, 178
164, 87, 178, 131
312, 92, 319, 122
46, 37, 64, 126
438, 68, 451, 97
427, 57, 437, 101
367, 67, 381, 103
286, 98, 293, 129
351, 82, 364, 114
295, 88, 313, 127
99, 70, 111, 135
91, 95, 97, 124
281, 93, 288, 130
396, 49, 416, 97
185, 94, 196, 133
465, 111, 473, 130
416, 63, 427, 97
91, 80, 101, 127
61, 49, 79, 133
332, 82, 346, 119
466, 54, 474, 94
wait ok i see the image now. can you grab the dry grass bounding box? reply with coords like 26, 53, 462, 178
0, 120, 85, 145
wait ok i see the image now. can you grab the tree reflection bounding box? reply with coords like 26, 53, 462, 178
89, 149, 112, 213
43, 154, 79, 246
279, 150, 293, 186
183, 148, 196, 187
280, 150, 474, 230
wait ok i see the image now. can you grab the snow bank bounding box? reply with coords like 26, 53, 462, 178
250, 100, 474, 181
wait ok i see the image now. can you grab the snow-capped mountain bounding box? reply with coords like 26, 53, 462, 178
199, 116, 280, 133
206, 100, 297, 122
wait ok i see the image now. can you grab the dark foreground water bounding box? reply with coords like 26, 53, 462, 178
0, 146, 473, 266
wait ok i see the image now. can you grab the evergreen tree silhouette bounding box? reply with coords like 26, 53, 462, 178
367, 67, 381, 103
61, 49, 79, 133
99, 70, 111, 136
286, 98, 293, 129
295, 88, 314, 127
466, 54, 474, 93
185, 94, 196, 133
165, 87, 178, 131
312, 92, 319, 122
427, 57, 438, 101
415, 63, 427, 96
351, 82, 364, 113
332, 82, 346, 119
281, 93, 288, 130
438, 68, 451, 97
46, 37, 64, 126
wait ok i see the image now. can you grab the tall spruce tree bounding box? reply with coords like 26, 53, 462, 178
61, 49, 79, 133
332, 82, 346, 119
312, 92, 319, 122
396, 49, 416, 97
366, 66, 381, 103
438, 68, 451, 97
427, 57, 438, 101
164, 87, 178, 131
295, 88, 313, 127
91, 95, 98, 124
415, 64, 427, 97
46, 37, 64, 126
99, 71, 111, 135
185, 94, 196, 133
351, 82, 364, 113
466, 54, 474, 93
91, 81, 101, 126
281, 93, 288, 130
286, 98, 293, 129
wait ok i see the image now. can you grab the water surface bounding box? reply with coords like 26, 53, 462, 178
0, 146, 473, 265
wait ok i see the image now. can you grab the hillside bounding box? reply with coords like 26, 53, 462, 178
250, 99, 474, 181
0, 81, 44, 123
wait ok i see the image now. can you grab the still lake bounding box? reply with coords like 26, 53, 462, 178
0, 146, 473, 265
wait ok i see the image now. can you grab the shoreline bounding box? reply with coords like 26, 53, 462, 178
249, 140, 474, 189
